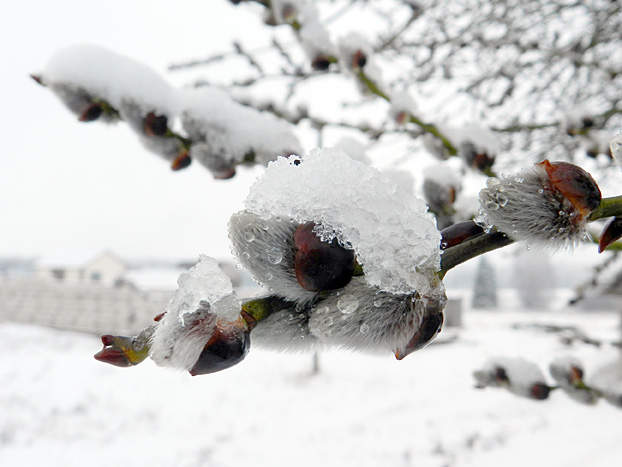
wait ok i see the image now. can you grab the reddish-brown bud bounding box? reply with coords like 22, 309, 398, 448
294, 222, 355, 292
599, 217, 622, 253
79, 103, 103, 122
538, 160, 601, 219
143, 112, 169, 136
171, 151, 192, 171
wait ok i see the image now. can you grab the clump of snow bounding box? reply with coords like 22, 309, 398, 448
382, 168, 415, 195
332, 137, 371, 165
243, 149, 441, 295
43, 44, 177, 115
389, 90, 418, 123
423, 163, 462, 191
149, 256, 241, 370
180, 87, 302, 166
444, 124, 502, 156
298, 4, 337, 59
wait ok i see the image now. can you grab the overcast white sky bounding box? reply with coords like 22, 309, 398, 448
0, 0, 279, 263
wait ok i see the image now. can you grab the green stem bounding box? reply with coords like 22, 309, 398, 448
588, 196, 622, 221
355, 70, 458, 156
440, 230, 514, 277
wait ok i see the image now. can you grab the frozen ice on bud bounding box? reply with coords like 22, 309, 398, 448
243, 149, 441, 296
149, 256, 247, 373
474, 357, 550, 400
478, 160, 601, 247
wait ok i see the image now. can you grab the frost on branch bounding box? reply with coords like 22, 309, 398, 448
242, 149, 441, 296
478, 160, 601, 247
149, 256, 248, 375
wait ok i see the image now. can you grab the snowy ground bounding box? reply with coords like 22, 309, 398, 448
1, 306, 621, 467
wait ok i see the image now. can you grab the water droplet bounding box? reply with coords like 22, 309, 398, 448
373, 297, 383, 308
485, 201, 499, 211
360, 323, 370, 334
241, 252, 251, 261
265, 272, 273, 280
337, 295, 359, 314
244, 231, 255, 242
497, 194, 509, 207
267, 247, 283, 264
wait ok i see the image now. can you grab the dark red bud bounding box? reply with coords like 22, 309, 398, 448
294, 222, 355, 292
395, 111, 409, 125
143, 112, 168, 136
473, 152, 495, 171
212, 167, 236, 180
494, 366, 509, 384
395, 309, 443, 360
79, 103, 103, 122
538, 160, 601, 218
30, 74, 44, 86
598, 217, 622, 253
153, 312, 166, 322
352, 50, 367, 69
530, 383, 551, 400
281, 3, 297, 22
569, 365, 584, 384
189, 326, 250, 376
171, 151, 192, 171
94, 347, 132, 367
440, 221, 484, 249
311, 55, 331, 71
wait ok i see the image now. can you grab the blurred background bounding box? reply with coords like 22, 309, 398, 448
1, 1, 622, 466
